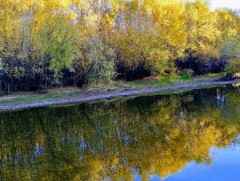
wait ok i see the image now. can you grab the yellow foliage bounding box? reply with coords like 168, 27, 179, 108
0, 0, 240, 83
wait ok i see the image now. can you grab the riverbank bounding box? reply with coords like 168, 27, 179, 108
0, 75, 239, 112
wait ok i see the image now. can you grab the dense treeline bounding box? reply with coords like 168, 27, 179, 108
0, 0, 240, 93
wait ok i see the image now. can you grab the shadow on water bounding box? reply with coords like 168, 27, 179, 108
0, 85, 240, 181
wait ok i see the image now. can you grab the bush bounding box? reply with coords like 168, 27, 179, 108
179, 69, 194, 76
86, 37, 116, 84
227, 58, 240, 77
175, 55, 226, 75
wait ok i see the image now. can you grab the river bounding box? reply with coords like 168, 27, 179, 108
0, 85, 240, 181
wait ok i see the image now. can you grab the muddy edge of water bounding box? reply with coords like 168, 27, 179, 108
0, 78, 239, 112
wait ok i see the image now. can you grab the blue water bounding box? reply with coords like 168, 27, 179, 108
134, 145, 240, 181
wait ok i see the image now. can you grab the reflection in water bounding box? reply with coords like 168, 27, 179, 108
0, 86, 240, 181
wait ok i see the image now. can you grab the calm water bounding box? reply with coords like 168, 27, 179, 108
1, 86, 240, 181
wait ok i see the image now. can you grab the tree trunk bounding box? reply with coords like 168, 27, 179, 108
0, 79, 2, 93
7, 83, 10, 94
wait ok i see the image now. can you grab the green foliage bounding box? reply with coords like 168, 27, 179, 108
220, 36, 240, 75
87, 36, 116, 84
227, 58, 240, 75
38, 15, 83, 77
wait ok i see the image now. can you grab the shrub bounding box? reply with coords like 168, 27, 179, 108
227, 58, 240, 77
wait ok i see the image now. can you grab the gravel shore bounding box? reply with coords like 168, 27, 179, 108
0, 78, 239, 112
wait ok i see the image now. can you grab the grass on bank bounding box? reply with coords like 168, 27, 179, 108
0, 73, 226, 105
89, 73, 224, 90
0, 88, 82, 105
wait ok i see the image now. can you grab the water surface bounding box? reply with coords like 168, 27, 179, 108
1, 86, 240, 181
